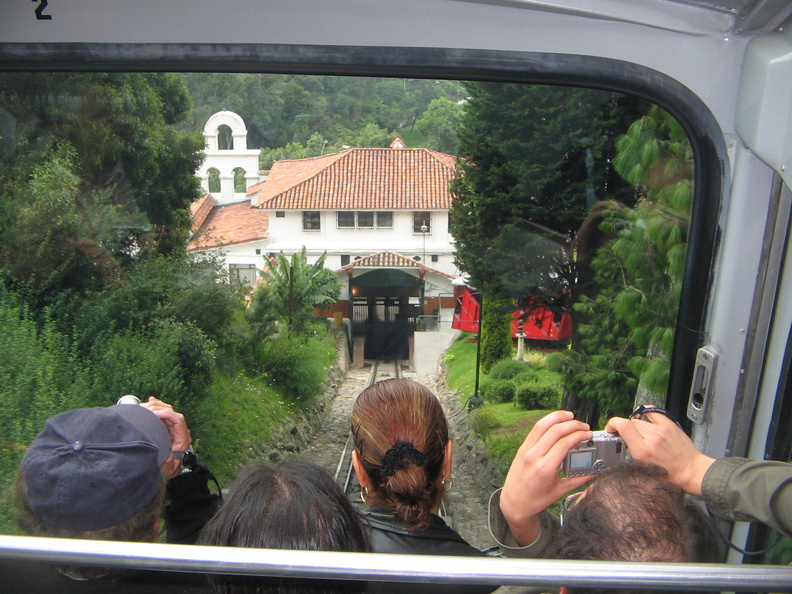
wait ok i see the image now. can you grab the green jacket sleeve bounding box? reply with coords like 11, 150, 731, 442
702, 457, 792, 537
487, 489, 560, 558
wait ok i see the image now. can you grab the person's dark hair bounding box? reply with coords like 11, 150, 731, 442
556, 463, 720, 594
351, 378, 449, 531
198, 459, 370, 594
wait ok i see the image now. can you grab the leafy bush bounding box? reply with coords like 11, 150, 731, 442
469, 407, 500, 441
258, 332, 335, 399
480, 297, 514, 373
489, 359, 532, 380
87, 319, 216, 412
512, 370, 540, 385
514, 381, 561, 410
482, 378, 516, 404
0, 300, 91, 446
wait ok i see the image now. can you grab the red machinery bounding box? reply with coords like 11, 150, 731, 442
451, 284, 572, 341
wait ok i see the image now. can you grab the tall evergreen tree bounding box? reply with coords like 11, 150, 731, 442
0, 72, 204, 296
450, 82, 641, 371
553, 105, 693, 419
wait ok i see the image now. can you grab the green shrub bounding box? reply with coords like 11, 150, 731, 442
489, 359, 532, 380
87, 318, 216, 412
469, 407, 500, 441
514, 381, 562, 410
481, 298, 514, 373
482, 378, 516, 404
512, 369, 540, 385
258, 332, 335, 399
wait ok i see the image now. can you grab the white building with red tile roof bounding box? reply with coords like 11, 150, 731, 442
189, 121, 462, 366
247, 138, 459, 278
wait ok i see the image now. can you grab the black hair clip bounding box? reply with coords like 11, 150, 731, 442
630, 404, 682, 428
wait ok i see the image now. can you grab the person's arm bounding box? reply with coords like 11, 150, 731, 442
141, 396, 192, 479
605, 413, 792, 537
141, 397, 220, 543
604, 412, 714, 496
702, 457, 792, 537
498, 410, 593, 547
488, 489, 560, 558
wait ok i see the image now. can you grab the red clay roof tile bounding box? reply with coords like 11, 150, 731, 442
249, 147, 456, 210
339, 251, 454, 278
187, 201, 269, 251
190, 193, 216, 232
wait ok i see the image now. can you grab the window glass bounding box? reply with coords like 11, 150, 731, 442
376, 212, 393, 228
303, 211, 321, 231
337, 211, 355, 228
414, 212, 432, 234
0, 72, 696, 544
357, 212, 374, 228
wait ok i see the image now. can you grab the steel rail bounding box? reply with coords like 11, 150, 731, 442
338, 358, 401, 494
2, 536, 791, 591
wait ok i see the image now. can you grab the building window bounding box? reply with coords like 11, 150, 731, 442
337, 211, 355, 228
233, 167, 247, 192
376, 211, 393, 228
275, 211, 286, 218
413, 212, 431, 234
207, 167, 221, 193
229, 264, 258, 287
357, 211, 375, 228
341, 254, 350, 266
431, 254, 439, 263
303, 211, 321, 231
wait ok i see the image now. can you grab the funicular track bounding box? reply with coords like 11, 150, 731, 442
301, 357, 496, 550
334, 359, 401, 501
301, 358, 404, 507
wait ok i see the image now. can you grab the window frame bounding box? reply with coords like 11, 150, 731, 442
336, 211, 356, 228
0, 38, 726, 459
302, 210, 321, 231
357, 211, 375, 228
376, 211, 393, 229
413, 212, 432, 235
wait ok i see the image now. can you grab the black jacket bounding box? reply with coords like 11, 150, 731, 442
364, 509, 498, 594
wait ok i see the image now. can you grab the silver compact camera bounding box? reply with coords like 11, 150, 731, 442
562, 430, 626, 477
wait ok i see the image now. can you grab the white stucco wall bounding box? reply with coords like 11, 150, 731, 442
264, 209, 459, 276
198, 111, 263, 204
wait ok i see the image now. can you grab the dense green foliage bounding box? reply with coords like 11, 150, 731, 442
451, 83, 641, 301
258, 248, 342, 334
183, 74, 464, 160
480, 297, 514, 372
0, 73, 204, 268
550, 106, 692, 417
0, 74, 345, 533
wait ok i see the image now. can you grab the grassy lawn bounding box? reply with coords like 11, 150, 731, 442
444, 333, 564, 479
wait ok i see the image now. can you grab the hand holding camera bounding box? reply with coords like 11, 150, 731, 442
117, 394, 192, 478
499, 410, 594, 546
562, 430, 626, 477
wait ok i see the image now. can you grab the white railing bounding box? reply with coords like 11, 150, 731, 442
2, 535, 792, 591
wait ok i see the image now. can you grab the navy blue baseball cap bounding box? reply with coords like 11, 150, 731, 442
21, 404, 172, 531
